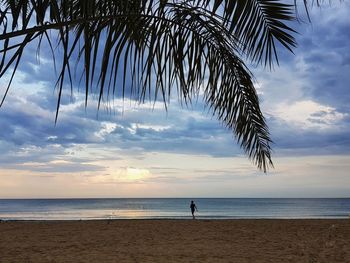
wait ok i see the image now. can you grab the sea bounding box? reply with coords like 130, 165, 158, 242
0, 198, 349, 221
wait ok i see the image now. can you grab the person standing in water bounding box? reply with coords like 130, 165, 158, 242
190, 200, 198, 219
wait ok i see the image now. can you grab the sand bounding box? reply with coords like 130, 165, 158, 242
0, 219, 349, 262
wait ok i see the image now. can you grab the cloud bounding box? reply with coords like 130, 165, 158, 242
0, 75, 245, 173
271, 100, 347, 130
9, 160, 106, 173
246, 2, 350, 156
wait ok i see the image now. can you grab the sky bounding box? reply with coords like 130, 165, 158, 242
0, 2, 349, 198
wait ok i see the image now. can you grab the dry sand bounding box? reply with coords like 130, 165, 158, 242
0, 219, 349, 262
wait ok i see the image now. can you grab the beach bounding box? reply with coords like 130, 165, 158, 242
0, 219, 349, 262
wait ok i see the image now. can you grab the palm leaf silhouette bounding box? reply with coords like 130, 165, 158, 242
0, 0, 305, 172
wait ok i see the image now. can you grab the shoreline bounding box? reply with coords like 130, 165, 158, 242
2, 198, 349, 222
1, 219, 349, 262
1, 217, 350, 222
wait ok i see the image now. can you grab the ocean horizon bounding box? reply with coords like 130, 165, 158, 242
1, 198, 349, 221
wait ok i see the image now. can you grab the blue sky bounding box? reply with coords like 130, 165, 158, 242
0, 2, 349, 198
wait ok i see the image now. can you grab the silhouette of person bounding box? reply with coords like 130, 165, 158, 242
190, 200, 198, 219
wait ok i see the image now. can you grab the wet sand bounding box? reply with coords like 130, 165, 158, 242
1, 219, 349, 262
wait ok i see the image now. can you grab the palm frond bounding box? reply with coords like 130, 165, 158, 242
203, 0, 297, 66
0, 0, 302, 172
